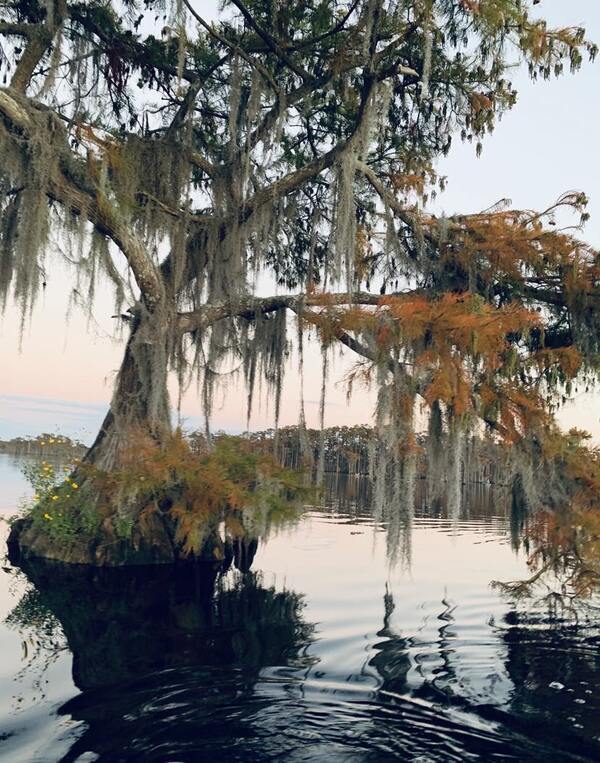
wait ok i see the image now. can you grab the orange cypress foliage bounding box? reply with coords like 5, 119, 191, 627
390, 172, 426, 197
531, 347, 583, 380
78, 430, 310, 557
470, 92, 494, 113
352, 293, 539, 425
378, 292, 540, 353
305, 289, 587, 441
435, 194, 599, 299
503, 428, 600, 599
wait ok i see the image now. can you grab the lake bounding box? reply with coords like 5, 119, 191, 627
1, 453, 600, 761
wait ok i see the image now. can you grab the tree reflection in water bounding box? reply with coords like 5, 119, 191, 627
367, 586, 600, 760
6, 480, 600, 761
6, 543, 318, 760
9, 543, 313, 685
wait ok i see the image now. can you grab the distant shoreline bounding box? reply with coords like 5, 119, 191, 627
0, 434, 87, 459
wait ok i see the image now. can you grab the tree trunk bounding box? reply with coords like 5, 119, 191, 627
84, 312, 172, 470
10, 310, 207, 566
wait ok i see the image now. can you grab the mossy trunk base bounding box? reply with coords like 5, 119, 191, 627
8, 512, 231, 567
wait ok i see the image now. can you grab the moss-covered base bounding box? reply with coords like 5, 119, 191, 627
7, 513, 230, 567
9, 430, 305, 567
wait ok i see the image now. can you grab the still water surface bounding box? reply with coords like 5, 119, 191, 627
1, 453, 600, 761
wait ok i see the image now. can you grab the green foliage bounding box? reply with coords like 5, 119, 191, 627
18, 460, 101, 543
1, 1, 596, 310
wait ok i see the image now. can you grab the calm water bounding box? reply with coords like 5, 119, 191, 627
1, 454, 600, 761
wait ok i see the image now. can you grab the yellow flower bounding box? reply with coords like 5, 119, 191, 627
51, 495, 59, 501
43, 513, 53, 521
71, 483, 79, 490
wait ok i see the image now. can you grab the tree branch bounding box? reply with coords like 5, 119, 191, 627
189, 150, 218, 178
177, 288, 423, 389
0, 89, 31, 126
241, 75, 379, 222
0, 22, 34, 38
49, 173, 164, 308
182, 0, 282, 98
10, 25, 53, 93
176, 291, 384, 333
292, 304, 423, 389
167, 53, 230, 138
240, 146, 339, 221
228, 0, 310, 80
356, 160, 440, 244
0, 88, 164, 308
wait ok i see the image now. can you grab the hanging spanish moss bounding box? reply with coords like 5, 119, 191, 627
110, 134, 191, 248
316, 345, 329, 486
446, 413, 466, 521
296, 313, 313, 471
331, 83, 382, 291
38, 18, 64, 98
369, 363, 417, 565
242, 309, 287, 430
426, 400, 444, 509
173, 0, 187, 87
332, 149, 358, 289
420, 28, 433, 101
0, 105, 66, 332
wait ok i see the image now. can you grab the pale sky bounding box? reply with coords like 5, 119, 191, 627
1, 0, 599, 443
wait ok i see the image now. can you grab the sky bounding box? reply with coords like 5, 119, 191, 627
1, 0, 599, 443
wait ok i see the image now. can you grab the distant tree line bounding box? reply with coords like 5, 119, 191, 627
3, 427, 515, 487
0, 434, 87, 458
189, 426, 513, 487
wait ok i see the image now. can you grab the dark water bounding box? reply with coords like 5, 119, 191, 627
1, 455, 600, 761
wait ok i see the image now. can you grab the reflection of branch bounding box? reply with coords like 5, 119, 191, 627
492, 562, 553, 599
493, 559, 600, 622
5, 585, 68, 706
